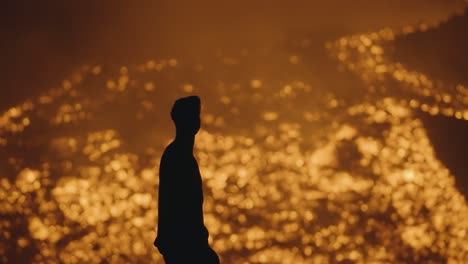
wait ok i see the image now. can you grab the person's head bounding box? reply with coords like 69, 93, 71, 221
171, 96, 201, 137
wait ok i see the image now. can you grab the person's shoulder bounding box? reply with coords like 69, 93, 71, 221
161, 141, 180, 161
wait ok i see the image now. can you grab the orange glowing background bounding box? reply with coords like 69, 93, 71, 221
1, 1, 468, 263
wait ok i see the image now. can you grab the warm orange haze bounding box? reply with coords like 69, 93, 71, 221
1, 1, 468, 263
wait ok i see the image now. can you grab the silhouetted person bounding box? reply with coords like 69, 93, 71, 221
154, 96, 220, 264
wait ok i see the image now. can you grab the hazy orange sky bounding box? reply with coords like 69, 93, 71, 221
0, 0, 465, 108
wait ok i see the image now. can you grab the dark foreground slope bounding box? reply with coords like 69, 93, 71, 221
393, 7, 468, 198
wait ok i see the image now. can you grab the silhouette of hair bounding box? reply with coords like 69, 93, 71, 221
170, 96, 201, 127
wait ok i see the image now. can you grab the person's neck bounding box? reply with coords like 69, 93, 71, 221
174, 132, 195, 153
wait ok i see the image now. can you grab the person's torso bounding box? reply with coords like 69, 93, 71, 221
155, 144, 208, 250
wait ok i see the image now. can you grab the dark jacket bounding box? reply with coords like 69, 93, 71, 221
154, 142, 209, 254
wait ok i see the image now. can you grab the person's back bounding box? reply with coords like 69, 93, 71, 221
155, 141, 208, 249
154, 96, 219, 264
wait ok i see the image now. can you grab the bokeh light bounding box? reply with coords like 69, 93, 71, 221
1, 3, 468, 264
